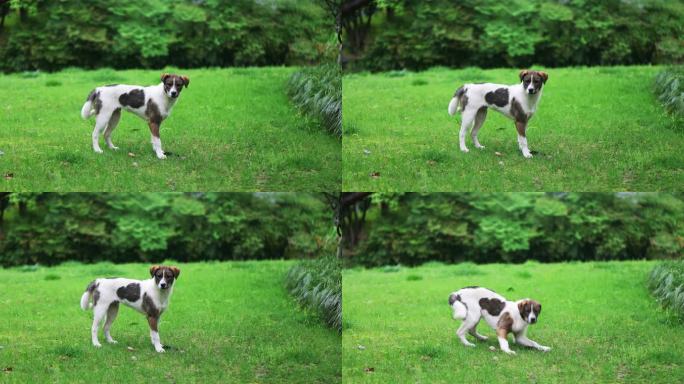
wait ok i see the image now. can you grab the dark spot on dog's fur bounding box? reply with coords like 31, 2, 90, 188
462, 286, 480, 289
142, 292, 160, 318
116, 283, 141, 302
108, 301, 119, 313
497, 312, 514, 333
85, 280, 98, 293
510, 98, 527, 123
119, 89, 145, 109
93, 288, 101, 306
485, 88, 509, 107
105, 84, 119, 87
479, 297, 505, 316
85, 90, 103, 115
145, 99, 162, 125
448, 293, 460, 306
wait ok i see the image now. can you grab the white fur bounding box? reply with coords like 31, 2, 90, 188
81, 83, 179, 159
448, 287, 550, 354
80, 276, 175, 352
448, 80, 543, 158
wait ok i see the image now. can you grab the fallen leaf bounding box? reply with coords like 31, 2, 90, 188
370, 171, 380, 179
4, 172, 13, 180
364, 367, 375, 373
489, 346, 496, 351
363, 149, 371, 155
498, 161, 504, 166
127, 346, 135, 351
128, 152, 136, 157
132, 162, 139, 167
131, 356, 137, 361
426, 160, 436, 166
495, 151, 502, 156
357, 345, 366, 350
3, 367, 12, 372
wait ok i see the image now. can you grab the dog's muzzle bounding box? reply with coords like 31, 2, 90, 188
160, 283, 168, 289
527, 89, 537, 94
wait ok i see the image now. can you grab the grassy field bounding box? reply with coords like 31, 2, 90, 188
342, 260, 684, 383
0, 260, 340, 383
0, 67, 340, 191
343, 66, 684, 191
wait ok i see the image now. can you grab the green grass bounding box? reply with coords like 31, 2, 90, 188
343, 66, 684, 191
342, 260, 684, 383
0, 67, 340, 191
0, 260, 340, 383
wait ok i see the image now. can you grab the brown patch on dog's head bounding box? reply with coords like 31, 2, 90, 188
150, 265, 161, 277
169, 266, 181, 279
518, 299, 542, 324
150, 265, 179, 289
160, 73, 188, 98
519, 70, 547, 94
519, 70, 530, 82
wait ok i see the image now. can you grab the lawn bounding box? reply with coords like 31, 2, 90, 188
0, 67, 340, 191
0, 260, 341, 383
342, 260, 684, 383
342, 66, 684, 191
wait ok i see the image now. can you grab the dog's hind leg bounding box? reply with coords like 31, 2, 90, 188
468, 326, 488, 341
103, 302, 119, 344
459, 109, 477, 153
456, 312, 480, 347
471, 107, 488, 149
92, 111, 111, 154
91, 304, 107, 347
104, 108, 121, 150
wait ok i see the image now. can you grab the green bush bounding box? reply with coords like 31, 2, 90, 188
351, 193, 684, 267
350, 0, 684, 71
654, 67, 684, 119
287, 64, 342, 138
0, 0, 334, 72
285, 255, 341, 333
649, 260, 684, 319
0, 193, 334, 266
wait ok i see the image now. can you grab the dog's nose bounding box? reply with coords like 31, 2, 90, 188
171, 92, 178, 97
161, 283, 167, 288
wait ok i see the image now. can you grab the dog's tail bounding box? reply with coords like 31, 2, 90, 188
80, 280, 98, 310
449, 292, 468, 320
448, 86, 466, 116
80, 89, 97, 120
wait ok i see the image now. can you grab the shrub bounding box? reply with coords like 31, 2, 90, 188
648, 260, 684, 319
285, 255, 341, 333
287, 64, 342, 138
654, 67, 684, 119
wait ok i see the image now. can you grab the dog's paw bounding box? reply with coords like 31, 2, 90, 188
156, 153, 167, 160
462, 342, 476, 347
106, 339, 118, 344
155, 346, 166, 353
522, 152, 533, 159
474, 144, 485, 150
460, 147, 470, 153
94, 148, 104, 154
503, 349, 516, 355
93, 342, 102, 348
539, 346, 551, 352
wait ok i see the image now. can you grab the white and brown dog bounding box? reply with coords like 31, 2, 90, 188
448, 286, 550, 355
80, 265, 180, 352
81, 73, 189, 159
448, 70, 548, 158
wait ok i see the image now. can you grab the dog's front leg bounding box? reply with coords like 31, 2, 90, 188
515, 121, 532, 158
148, 121, 166, 160
496, 327, 516, 355
515, 334, 551, 352
147, 316, 165, 353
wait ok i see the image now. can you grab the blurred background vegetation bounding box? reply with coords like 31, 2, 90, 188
0, 0, 336, 72
342, 193, 684, 267
0, 192, 337, 266
339, 0, 684, 71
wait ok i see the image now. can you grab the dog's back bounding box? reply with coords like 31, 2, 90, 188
449, 286, 505, 319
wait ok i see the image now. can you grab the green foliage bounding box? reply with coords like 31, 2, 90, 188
0, 193, 335, 266
654, 66, 684, 119
0, 0, 335, 72
285, 255, 342, 332
287, 64, 342, 138
352, 0, 684, 71
352, 193, 684, 267
649, 260, 684, 319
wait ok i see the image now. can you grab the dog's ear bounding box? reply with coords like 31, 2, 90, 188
169, 266, 181, 278
517, 300, 531, 316
519, 70, 529, 82
161, 73, 171, 83
538, 71, 548, 84
150, 265, 161, 277
180, 76, 189, 88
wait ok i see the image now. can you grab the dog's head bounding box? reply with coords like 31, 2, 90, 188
517, 299, 542, 324
160, 73, 189, 99
149, 265, 181, 290
519, 70, 548, 95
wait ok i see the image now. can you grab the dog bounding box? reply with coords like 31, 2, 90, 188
80, 265, 180, 352
448, 70, 548, 158
448, 286, 550, 355
80, 73, 189, 159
